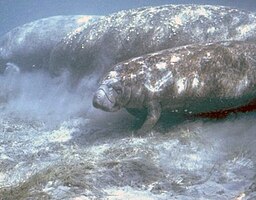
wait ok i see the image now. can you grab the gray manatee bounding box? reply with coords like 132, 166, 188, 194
0, 15, 100, 73
50, 4, 256, 79
93, 41, 256, 134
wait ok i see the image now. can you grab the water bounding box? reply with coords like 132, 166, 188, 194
0, 1, 256, 199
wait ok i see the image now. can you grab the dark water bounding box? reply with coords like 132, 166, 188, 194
0, 1, 256, 199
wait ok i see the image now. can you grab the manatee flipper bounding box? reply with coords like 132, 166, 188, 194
137, 101, 161, 135
126, 108, 147, 119
126, 108, 147, 129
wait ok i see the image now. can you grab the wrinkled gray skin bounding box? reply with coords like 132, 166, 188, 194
0, 15, 100, 73
50, 4, 256, 79
93, 41, 256, 134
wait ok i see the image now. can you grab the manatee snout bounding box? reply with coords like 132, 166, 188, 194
93, 89, 107, 109
93, 85, 119, 112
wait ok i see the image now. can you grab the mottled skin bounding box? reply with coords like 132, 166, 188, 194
50, 4, 256, 79
93, 41, 256, 133
0, 15, 100, 73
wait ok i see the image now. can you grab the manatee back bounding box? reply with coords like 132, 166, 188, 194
49, 4, 256, 79
0, 15, 100, 72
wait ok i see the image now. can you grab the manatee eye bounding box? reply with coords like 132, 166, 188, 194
113, 85, 122, 95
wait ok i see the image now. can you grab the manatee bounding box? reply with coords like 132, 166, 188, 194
50, 4, 256, 79
93, 41, 256, 134
0, 15, 100, 73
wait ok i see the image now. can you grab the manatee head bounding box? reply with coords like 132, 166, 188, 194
93, 71, 131, 112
